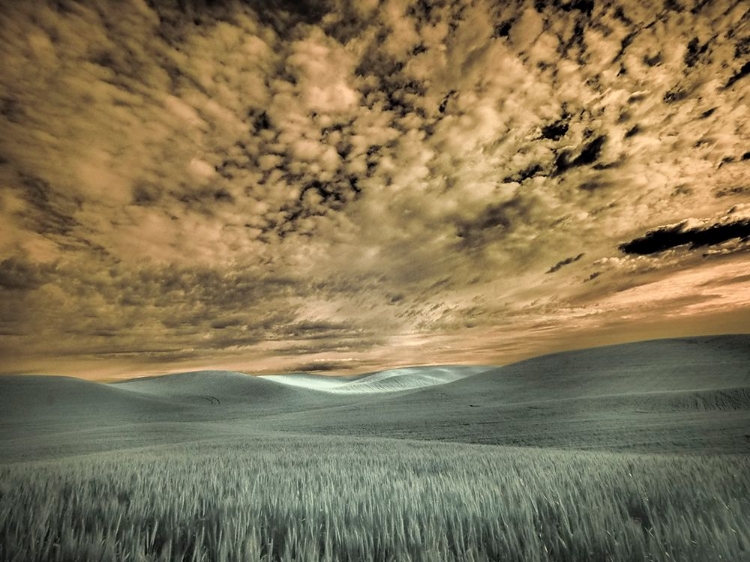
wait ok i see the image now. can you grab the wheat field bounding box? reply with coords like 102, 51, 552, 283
2, 434, 749, 562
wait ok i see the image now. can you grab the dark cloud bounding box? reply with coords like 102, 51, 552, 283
584, 271, 602, 282
131, 182, 163, 206
287, 360, 348, 373
18, 175, 79, 236
554, 135, 607, 175
280, 320, 367, 342
540, 116, 570, 141
0, 257, 49, 291
684, 37, 710, 68
624, 124, 641, 138
620, 219, 750, 256
724, 60, 750, 89
272, 333, 385, 357
455, 196, 536, 250
503, 163, 545, 184
147, 0, 333, 36
714, 186, 750, 198
209, 317, 245, 330
547, 253, 585, 274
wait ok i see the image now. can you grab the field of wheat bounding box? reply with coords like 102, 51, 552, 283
1, 434, 748, 562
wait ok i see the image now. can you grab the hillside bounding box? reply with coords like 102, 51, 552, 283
267, 336, 750, 452
2, 335, 749, 460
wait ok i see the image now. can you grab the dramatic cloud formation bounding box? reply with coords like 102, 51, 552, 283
620, 216, 750, 254
1, 0, 749, 378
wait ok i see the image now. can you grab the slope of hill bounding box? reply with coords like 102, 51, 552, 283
444, 335, 750, 403
0, 375, 189, 459
267, 336, 750, 452
2, 336, 748, 459
115, 370, 304, 405
0, 374, 183, 428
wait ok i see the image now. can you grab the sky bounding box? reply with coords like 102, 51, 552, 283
0, 0, 749, 380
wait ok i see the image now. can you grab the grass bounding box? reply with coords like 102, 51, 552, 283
1, 434, 749, 562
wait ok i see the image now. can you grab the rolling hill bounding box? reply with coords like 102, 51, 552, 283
266, 336, 750, 452
1, 335, 749, 461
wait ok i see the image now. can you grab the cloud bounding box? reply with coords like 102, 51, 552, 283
1, 0, 750, 377
547, 253, 585, 274
0, 257, 49, 291
620, 218, 750, 255
287, 360, 350, 373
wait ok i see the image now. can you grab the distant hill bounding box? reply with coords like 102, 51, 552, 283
261, 366, 491, 393
0, 374, 182, 426
116, 369, 305, 405
2, 335, 749, 460
267, 335, 750, 452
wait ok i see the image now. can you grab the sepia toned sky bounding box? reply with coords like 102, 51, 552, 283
1, 0, 749, 379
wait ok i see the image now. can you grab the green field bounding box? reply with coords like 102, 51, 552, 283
2, 436, 749, 562
1, 337, 749, 561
